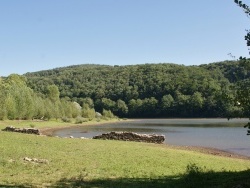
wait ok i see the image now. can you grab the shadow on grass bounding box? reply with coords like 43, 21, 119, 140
1, 165, 250, 188
0, 186, 28, 188
53, 168, 250, 188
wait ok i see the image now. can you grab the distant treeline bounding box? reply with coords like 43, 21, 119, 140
22, 61, 249, 118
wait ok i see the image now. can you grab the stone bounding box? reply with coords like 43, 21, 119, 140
23, 157, 49, 164
2, 126, 41, 135
92, 131, 165, 144
23, 157, 32, 162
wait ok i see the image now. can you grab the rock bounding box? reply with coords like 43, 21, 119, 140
23, 157, 49, 164
93, 131, 165, 144
23, 157, 32, 162
2, 126, 41, 135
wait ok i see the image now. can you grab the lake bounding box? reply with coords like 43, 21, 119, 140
53, 118, 250, 157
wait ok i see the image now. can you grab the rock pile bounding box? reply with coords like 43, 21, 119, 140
2, 126, 40, 135
93, 131, 165, 144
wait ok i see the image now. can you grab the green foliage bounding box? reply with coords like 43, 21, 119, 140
101, 98, 116, 111
235, 79, 250, 117
71, 102, 81, 118
79, 97, 94, 108
0, 75, 82, 120
47, 84, 60, 103
75, 116, 88, 124
102, 109, 116, 119
61, 117, 71, 123
234, 0, 250, 134
82, 105, 96, 120
115, 99, 128, 117
24, 62, 250, 118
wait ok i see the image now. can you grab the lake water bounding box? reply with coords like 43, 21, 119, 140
53, 118, 250, 157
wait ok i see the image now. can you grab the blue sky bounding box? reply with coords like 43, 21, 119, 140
0, 0, 249, 76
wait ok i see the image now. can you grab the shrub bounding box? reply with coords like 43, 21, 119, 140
61, 117, 71, 123
75, 116, 88, 124
82, 107, 95, 120
102, 109, 116, 119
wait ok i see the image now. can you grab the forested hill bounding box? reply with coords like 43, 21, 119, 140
25, 61, 248, 118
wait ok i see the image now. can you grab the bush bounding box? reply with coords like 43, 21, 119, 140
61, 117, 71, 123
82, 107, 95, 120
75, 116, 88, 124
102, 109, 116, 119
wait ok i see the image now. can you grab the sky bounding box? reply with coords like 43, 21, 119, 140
0, 0, 249, 76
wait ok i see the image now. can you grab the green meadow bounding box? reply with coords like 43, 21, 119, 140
0, 120, 250, 188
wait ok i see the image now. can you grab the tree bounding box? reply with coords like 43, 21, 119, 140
174, 91, 190, 117
101, 98, 116, 112
0, 81, 7, 120
161, 94, 174, 116
141, 97, 159, 117
47, 85, 60, 103
234, 0, 250, 134
115, 99, 128, 117
81, 101, 95, 120
189, 92, 204, 117
128, 99, 143, 117
80, 97, 94, 109
102, 109, 115, 119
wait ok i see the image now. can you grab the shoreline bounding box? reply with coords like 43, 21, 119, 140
39, 119, 127, 136
38, 120, 250, 160
165, 144, 250, 160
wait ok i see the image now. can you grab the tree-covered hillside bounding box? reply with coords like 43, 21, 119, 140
24, 62, 247, 118
200, 60, 250, 83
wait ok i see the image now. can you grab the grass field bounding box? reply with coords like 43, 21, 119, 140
1, 120, 250, 188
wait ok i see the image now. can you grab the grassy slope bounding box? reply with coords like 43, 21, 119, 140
1, 127, 250, 188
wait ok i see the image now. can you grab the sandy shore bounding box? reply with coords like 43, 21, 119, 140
38, 121, 250, 160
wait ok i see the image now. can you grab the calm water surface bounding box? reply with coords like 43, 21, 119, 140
53, 119, 250, 157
